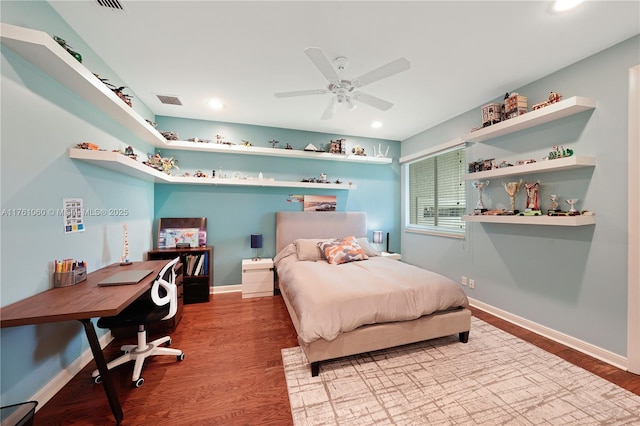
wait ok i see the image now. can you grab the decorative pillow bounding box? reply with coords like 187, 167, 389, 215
318, 236, 369, 265
356, 237, 380, 257
294, 238, 331, 261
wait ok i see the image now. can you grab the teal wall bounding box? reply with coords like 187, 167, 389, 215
401, 35, 640, 358
0, 1, 157, 405
0, 0, 400, 406
153, 116, 401, 287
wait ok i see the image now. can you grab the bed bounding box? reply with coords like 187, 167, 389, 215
274, 211, 471, 376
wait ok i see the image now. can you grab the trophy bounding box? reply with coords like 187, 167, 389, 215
524, 180, 541, 212
549, 194, 559, 213
472, 180, 490, 215
503, 179, 522, 214
565, 198, 579, 213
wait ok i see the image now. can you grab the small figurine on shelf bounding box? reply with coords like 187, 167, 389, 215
330, 139, 346, 154
547, 145, 574, 160
241, 140, 253, 147
548, 194, 560, 215
53, 35, 82, 63
123, 145, 137, 160
188, 138, 211, 143
319, 173, 327, 183
193, 170, 208, 178
285, 143, 293, 150
160, 131, 179, 141
352, 145, 366, 156
269, 139, 279, 149
77, 142, 100, 150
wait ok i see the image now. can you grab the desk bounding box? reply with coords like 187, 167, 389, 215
0, 260, 172, 425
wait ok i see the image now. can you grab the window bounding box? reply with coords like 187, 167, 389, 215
406, 145, 466, 236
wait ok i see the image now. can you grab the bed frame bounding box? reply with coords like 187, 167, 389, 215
275, 211, 471, 376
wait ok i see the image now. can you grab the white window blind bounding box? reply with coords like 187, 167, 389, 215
407, 146, 466, 234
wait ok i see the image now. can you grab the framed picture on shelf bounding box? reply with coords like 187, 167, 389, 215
157, 217, 207, 248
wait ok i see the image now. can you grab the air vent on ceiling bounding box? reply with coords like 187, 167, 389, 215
156, 95, 182, 106
96, 0, 124, 10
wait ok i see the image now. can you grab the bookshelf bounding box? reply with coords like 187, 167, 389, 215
148, 247, 213, 304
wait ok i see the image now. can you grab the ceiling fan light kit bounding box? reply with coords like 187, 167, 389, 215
275, 47, 410, 120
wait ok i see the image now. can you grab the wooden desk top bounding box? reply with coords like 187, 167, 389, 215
0, 260, 170, 328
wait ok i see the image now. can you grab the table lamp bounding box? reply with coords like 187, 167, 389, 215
251, 233, 263, 261
372, 230, 383, 251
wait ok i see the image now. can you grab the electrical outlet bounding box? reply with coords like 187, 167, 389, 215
469, 279, 475, 289
461, 276, 467, 286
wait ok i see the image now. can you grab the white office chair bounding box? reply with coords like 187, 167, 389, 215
92, 257, 185, 387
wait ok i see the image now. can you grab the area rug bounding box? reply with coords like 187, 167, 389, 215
282, 317, 640, 425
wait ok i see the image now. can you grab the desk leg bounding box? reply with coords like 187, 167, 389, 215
79, 319, 123, 425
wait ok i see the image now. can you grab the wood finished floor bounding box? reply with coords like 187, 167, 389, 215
34, 293, 639, 425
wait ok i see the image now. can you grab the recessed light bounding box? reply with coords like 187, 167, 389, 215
208, 99, 224, 110
553, 0, 584, 12
371, 121, 383, 129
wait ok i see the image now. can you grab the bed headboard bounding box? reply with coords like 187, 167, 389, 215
275, 211, 367, 254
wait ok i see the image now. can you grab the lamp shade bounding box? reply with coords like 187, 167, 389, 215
250, 233, 263, 249
372, 231, 383, 244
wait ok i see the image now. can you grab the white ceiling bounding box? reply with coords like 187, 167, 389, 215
49, 1, 640, 141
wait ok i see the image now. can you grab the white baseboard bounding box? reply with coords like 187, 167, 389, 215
212, 284, 242, 294
32, 331, 113, 412
469, 298, 628, 371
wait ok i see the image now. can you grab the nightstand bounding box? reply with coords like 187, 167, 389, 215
242, 258, 274, 298
380, 252, 401, 260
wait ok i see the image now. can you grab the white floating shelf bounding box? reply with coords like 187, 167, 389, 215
0, 23, 168, 148
463, 156, 596, 180
69, 149, 356, 189
462, 96, 596, 144
462, 214, 595, 226
1, 23, 392, 165
166, 141, 392, 164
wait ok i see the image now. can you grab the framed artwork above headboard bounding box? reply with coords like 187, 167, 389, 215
157, 217, 207, 248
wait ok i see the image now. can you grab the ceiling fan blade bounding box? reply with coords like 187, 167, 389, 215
352, 92, 393, 111
321, 97, 337, 120
304, 47, 340, 82
274, 89, 328, 98
353, 57, 410, 87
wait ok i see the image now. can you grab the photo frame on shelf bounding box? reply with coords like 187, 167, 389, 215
157, 217, 207, 248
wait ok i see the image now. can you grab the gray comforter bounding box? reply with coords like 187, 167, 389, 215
274, 243, 469, 344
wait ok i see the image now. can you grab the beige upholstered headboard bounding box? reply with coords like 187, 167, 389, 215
275, 211, 367, 254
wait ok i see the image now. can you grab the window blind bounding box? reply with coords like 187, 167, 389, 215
408, 146, 466, 232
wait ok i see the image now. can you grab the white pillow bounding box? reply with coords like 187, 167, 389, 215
294, 238, 331, 261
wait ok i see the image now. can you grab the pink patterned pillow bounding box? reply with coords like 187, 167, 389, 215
318, 236, 369, 265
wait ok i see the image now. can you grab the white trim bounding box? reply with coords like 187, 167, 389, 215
627, 64, 640, 375
32, 331, 113, 412
399, 137, 464, 164
212, 284, 242, 294
469, 298, 628, 371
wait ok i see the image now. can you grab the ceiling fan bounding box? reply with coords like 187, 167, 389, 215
274, 47, 410, 120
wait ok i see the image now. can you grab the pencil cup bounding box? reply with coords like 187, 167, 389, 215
54, 266, 87, 287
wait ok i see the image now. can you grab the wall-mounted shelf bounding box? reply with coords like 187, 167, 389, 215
69, 149, 357, 189
462, 96, 596, 144
166, 140, 392, 164
463, 214, 595, 226
1, 23, 392, 166
0, 23, 167, 147
463, 156, 596, 180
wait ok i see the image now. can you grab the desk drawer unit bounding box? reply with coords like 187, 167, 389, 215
242, 259, 274, 298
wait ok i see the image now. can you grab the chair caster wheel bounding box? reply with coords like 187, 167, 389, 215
94, 375, 102, 384
177, 353, 185, 361
133, 378, 144, 387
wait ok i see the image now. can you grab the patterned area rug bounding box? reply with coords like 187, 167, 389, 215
282, 317, 640, 425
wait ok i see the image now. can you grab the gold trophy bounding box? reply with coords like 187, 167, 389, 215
503, 179, 522, 214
